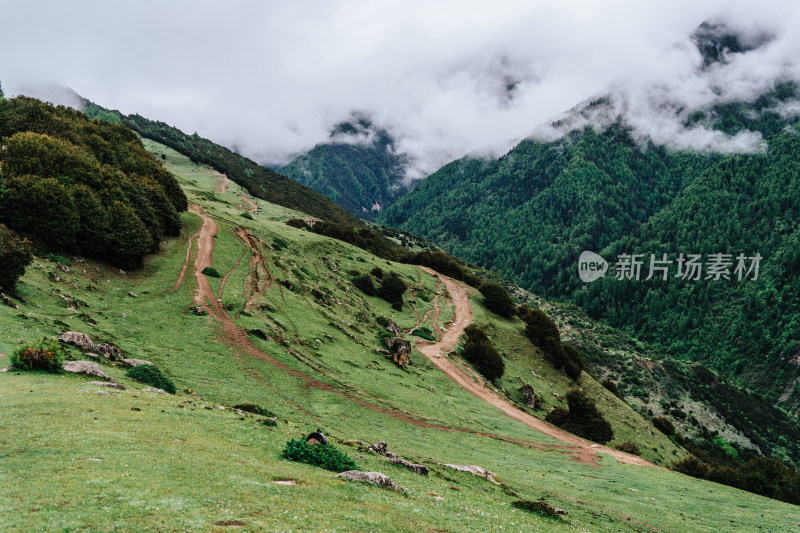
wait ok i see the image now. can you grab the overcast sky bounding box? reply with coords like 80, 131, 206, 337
1, 1, 799, 178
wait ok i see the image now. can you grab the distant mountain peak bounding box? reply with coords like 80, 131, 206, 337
691, 21, 774, 69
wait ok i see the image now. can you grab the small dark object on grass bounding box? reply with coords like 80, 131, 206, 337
234, 403, 276, 417
126, 365, 176, 394
201, 266, 221, 278
307, 429, 328, 446
282, 438, 357, 472
512, 500, 563, 518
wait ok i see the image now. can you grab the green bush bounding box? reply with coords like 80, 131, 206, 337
240, 212, 254, 220
370, 266, 384, 279
614, 441, 641, 455
125, 364, 176, 394
376, 316, 390, 328
233, 404, 276, 417
202, 266, 221, 278
652, 416, 676, 436
411, 328, 436, 342
460, 325, 505, 381
0, 224, 33, 294
10, 338, 63, 373
377, 272, 407, 305
511, 500, 560, 519
545, 388, 613, 444
351, 274, 376, 296
602, 379, 622, 398
479, 282, 515, 318
673, 455, 712, 478
42, 253, 71, 266
281, 438, 357, 472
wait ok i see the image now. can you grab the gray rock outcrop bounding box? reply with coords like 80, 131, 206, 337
63, 360, 114, 382
336, 471, 405, 492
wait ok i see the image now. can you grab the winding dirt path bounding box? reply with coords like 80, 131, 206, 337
213, 172, 230, 194
415, 266, 656, 468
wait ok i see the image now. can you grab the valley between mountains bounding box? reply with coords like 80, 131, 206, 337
2, 136, 797, 532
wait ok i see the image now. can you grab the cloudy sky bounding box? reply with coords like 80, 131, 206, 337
1, 0, 799, 178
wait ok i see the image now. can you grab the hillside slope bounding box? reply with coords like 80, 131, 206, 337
379, 83, 800, 413
2, 137, 798, 531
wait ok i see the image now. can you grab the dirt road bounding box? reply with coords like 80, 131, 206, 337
415, 266, 656, 468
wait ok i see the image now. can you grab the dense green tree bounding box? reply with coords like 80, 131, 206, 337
460, 325, 505, 381
0, 224, 33, 293
479, 282, 515, 318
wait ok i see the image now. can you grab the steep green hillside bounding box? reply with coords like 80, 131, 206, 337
4, 138, 798, 531
380, 83, 800, 412
83, 101, 363, 227
276, 118, 409, 219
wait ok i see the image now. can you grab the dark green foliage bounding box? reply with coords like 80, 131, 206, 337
42, 254, 70, 266
275, 120, 409, 220
545, 388, 613, 444
377, 84, 800, 411
614, 441, 641, 455
562, 344, 584, 380
602, 379, 622, 399
281, 438, 357, 472
306, 220, 402, 261
377, 272, 407, 305
370, 266, 384, 279
0, 97, 186, 268
673, 455, 712, 478
125, 365, 176, 394
202, 266, 221, 278
652, 416, 676, 436
391, 301, 403, 311
511, 500, 560, 519
240, 212, 253, 220
285, 218, 306, 229
376, 316, 390, 327
479, 282, 515, 318
10, 338, 64, 373
0, 224, 33, 293
411, 327, 435, 341
84, 101, 360, 227
351, 274, 376, 296
460, 325, 505, 381
233, 404, 276, 417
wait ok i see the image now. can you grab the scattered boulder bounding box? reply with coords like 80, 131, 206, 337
368, 441, 388, 455
389, 457, 429, 475
49, 272, 61, 283
336, 471, 405, 492
384, 337, 411, 369
59, 264, 70, 274
518, 384, 542, 409
94, 390, 118, 396
88, 381, 126, 390
0, 366, 12, 373
127, 292, 137, 298
59, 332, 95, 351
142, 387, 167, 394
386, 319, 403, 336
57, 294, 77, 310
63, 360, 114, 382
94, 343, 121, 361
441, 464, 502, 485
121, 358, 154, 368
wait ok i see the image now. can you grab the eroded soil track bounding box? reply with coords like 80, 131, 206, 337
415, 267, 656, 468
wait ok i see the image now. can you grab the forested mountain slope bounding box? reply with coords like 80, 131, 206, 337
380, 83, 800, 412
275, 117, 409, 219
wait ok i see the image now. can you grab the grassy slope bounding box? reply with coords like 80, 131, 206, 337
1, 140, 797, 532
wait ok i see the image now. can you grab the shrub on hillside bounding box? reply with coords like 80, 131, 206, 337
545, 388, 613, 444
377, 272, 407, 305
351, 274, 377, 296
460, 325, 505, 381
511, 500, 560, 519
652, 416, 676, 436
233, 404, 276, 417
672, 455, 712, 478
10, 338, 64, 373
281, 438, 357, 472
602, 379, 622, 398
126, 364, 176, 394
202, 266, 221, 278
479, 282, 515, 318
614, 441, 641, 455
370, 266, 384, 279
0, 224, 33, 294
562, 344, 584, 380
